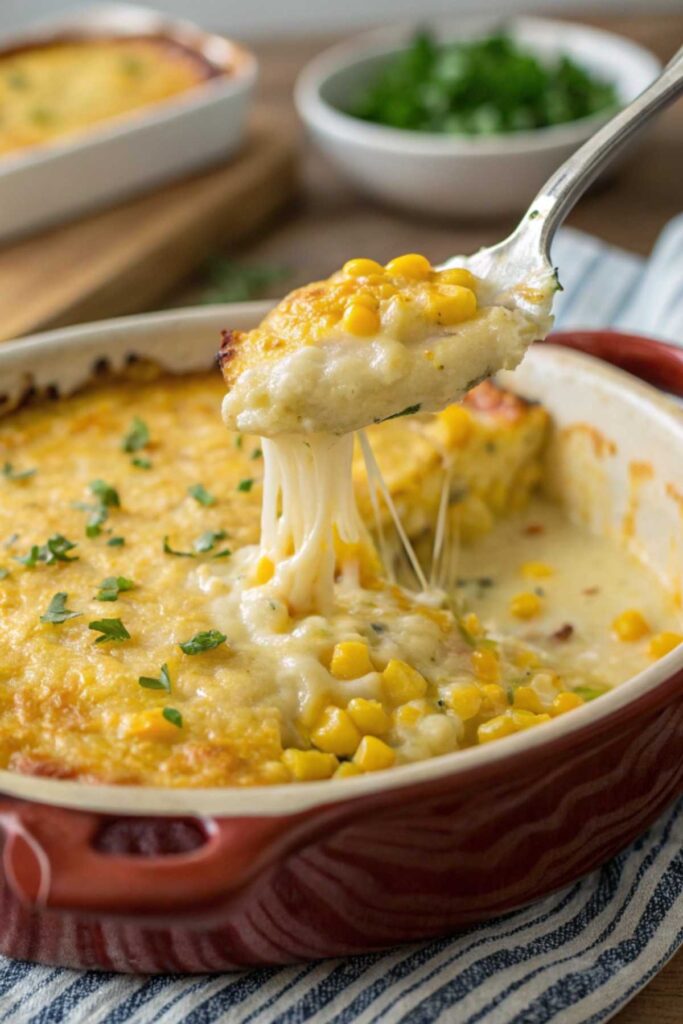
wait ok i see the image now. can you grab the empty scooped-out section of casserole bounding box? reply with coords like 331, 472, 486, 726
0, 369, 680, 787
219, 254, 555, 436
0, 36, 219, 156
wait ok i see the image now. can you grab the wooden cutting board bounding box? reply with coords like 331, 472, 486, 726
0, 114, 297, 343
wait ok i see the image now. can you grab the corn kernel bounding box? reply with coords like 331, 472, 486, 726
552, 691, 584, 716
350, 291, 379, 310
254, 555, 274, 585
343, 258, 384, 278
354, 735, 396, 772
311, 706, 361, 756
346, 697, 390, 736
334, 761, 363, 779
342, 303, 381, 336
513, 685, 544, 714
282, 748, 338, 781
510, 592, 542, 619
612, 609, 649, 641
462, 612, 483, 637
477, 712, 517, 744
648, 631, 683, 659
521, 561, 554, 579
261, 761, 292, 784
393, 701, 428, 727
125, 708, 183, 742
429, 287, 477, 325
385, 253, 432, 280
480, 682, 508, 713
437, 267, 477, 290
471, 648, 500, 682
382, 658, 428, 704
438, 405, 472, 446
514, 649, 542, 670
447, 683, 482, 720
330, 641, 374, 680
510, 709, 551, 729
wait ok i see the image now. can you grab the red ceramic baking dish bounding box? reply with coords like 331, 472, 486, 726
0, 310, 681, 972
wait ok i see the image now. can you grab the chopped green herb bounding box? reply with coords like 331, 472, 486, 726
131, 456, 152, 470
188, 483, 216, 507
162, 707, 183, 728
107, 536, 125, 547
572, 684, 609, 702
250, 448, 262, 460
201, 258, 288, 305
237, 478, 254, 493
163, 536, 195, 558
377, 403, 421, 423
347, 31, 618, 135
96, 576, 136, 602
179, 629, 227, 655
0, 568, 9, 580
122, 416, 149, 453
235, 434, 243, 449
2, 462, 36, 481
88, 618, 130, 644
194, 529, 227, 554
90, 479, 120, 508
17, 534, 78, 567
40, 592, 81, 624
138, 663, 172, 692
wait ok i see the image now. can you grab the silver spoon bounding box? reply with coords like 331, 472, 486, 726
445, 44, 683, 317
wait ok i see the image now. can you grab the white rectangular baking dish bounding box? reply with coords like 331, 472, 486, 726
0, 3, 258, 242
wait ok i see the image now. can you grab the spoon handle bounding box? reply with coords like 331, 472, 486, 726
531, 44, 683, 260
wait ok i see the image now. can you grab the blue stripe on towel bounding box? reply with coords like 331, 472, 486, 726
2, 222, 683, 1024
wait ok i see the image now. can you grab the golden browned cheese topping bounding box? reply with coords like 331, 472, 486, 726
0, 38, 213, 156
1, 369, 676, 788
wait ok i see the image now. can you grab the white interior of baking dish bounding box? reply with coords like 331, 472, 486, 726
0, 304, 681, 816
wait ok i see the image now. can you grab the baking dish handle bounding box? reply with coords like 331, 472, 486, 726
547, 330, 683, 399
0, 800, 305, 916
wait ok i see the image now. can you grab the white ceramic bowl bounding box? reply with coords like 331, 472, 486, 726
295, 16, 661, 218
0, 3, 258, 242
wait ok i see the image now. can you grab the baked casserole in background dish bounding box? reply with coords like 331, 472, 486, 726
0, 35, 225, 157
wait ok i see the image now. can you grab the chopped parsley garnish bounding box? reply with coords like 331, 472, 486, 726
164, 532, 231, 559
201, 258, 288, 305
122, 416, 149, 453
138, 663, 172, 692
75, 480, 121, 537
88, 618, 130, 644
90, 479, 120, 508
188, 483, 216, 507
40, 592, 81, 624
2, 462, 36, 481
96, 576, 136, 602
0, 568, 8, 580
131, 456, 152, 470
250, 448, 262, 460
107, 536, 125, 547
194, 529, 228, 554
162, 707, 183, 728
347, 32, 618, 135
235, 434, 243, 449
17, 534, 78, 567
237, 478, 254, 493
179, 630, 227, 655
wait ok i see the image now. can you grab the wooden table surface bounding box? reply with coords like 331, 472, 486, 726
118, 10, 683, 1020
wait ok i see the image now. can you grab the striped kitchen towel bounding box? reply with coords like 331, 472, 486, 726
1, 220, 682, 1024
